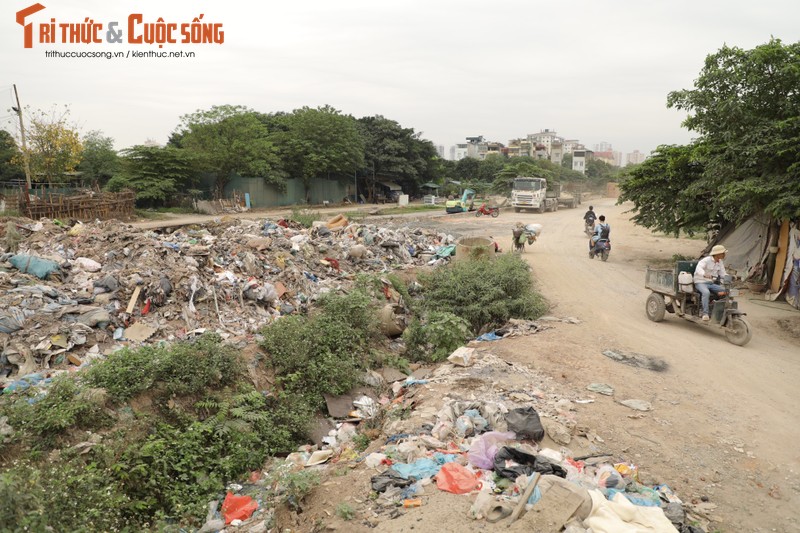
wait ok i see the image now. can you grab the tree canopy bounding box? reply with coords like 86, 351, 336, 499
0, 130, 25, 184
174, 105, 279, 198
621, 39, 800, 234
18, 107, 83, 185
107, 145, 196, 206
272, 106, 364, 202
78, 130, 119, 186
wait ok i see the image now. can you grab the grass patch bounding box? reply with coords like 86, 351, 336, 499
0, 334, 312, 530
289, 207, 321, 228
375, 204, 442, 215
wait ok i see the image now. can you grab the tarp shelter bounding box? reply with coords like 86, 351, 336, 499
712, 214, 800, 309
421, 182, 441, 189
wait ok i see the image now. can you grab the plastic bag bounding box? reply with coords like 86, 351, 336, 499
493, 446, 567, 480
221, 492, 257, 524
468, 431, 515, 470
595, 464, 627, 490
9, 254, 61, 280
435, 462, 480, 494
505, 406, 545, 441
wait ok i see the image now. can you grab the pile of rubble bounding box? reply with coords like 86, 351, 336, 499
0, 215, 455, 390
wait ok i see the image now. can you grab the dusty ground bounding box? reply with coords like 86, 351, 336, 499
273, 198, 800, 532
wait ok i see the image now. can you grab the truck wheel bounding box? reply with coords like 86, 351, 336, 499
646, 293, 666, 322
553, 203, 559, 212
725, 317, 752, 346
538, 205, 545, 214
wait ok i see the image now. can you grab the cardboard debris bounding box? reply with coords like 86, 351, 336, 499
122, 322, 158, 342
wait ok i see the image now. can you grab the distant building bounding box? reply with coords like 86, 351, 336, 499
626, 150, 646, 165
572, 149, 593, 174
453, 144, 468, 161
563, 139, 583, 154
593, 141, 614, 153
593, 151, 616, 166
550, 141, 564, 165
436, 145, 445, 158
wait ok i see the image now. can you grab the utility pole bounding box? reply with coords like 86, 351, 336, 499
12, 84, 32, 190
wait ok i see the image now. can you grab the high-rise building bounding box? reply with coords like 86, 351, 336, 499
626, 150, 646, 165
436, 145, 445, 158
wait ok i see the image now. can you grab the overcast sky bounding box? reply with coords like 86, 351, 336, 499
2, 0, 799, 158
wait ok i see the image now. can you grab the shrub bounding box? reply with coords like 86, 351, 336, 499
403, 312, 470, 362
418, 254, 548, 334
259, 289, 376, 408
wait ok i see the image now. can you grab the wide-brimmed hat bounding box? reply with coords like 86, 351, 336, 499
710, 244, 727, 256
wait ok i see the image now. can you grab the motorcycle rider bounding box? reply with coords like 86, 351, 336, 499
694, 244, 728, 322
583, 206, 596, 224
590, 215, 610, 250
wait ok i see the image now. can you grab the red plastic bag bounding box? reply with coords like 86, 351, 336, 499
435, 462, 480, 494
222, 492, 258, 524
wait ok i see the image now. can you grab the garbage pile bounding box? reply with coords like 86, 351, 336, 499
0, 215, 456, 389
340, 348, 700, 532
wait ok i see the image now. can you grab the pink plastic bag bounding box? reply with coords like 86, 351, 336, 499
467, 431, 515, 470
222, 492, 258, 524
435, 462, 481, 494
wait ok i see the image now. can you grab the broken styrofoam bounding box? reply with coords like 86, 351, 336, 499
447, 347, 476, 367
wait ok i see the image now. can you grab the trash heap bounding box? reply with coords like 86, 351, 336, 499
257, 345, 704, 533
0, 215, 455, 390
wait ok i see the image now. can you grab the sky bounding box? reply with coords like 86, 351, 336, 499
2, 0, 799, 159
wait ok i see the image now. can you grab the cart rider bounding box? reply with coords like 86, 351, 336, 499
694, 244, 728, 322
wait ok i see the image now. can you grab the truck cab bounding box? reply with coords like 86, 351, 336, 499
511, 177, 557, 213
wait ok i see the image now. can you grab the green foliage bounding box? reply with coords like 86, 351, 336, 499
618, 144, 712, 236
0, 334, 314, 530
660, 39, 800, 224
418, 254, 548, 334
358, 115, 437, 199
336, 503, 356, 520
82, 333, 242, 403
259, 289, 376, 408
107, 145, 196, 207
78, 130, 119, 185
290, 207, 321, 228
0, 130, 25, 183
175, 105, 280, 197
403, 312, 470, 362
274, 106, 364, 202
271, 467, 321, 510
5, 376, 112, 449
352, 433, 371, 453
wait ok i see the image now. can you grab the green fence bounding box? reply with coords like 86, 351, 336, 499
224, 176, 351, 208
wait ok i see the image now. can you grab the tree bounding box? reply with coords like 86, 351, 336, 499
274, 106, 364, 202
664, 39, 800, 223
17, 106, 83, 185
174, 105, 279, 198
0, 130, 25, 183
491, 158, 555, 193
106, 145, 195, 207
618, 144, 711, 236
78, 130, 119, 186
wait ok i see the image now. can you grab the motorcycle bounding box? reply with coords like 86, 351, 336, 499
589, 238, 611, 261
475, 203, 500, 218
645, 262, 752, 346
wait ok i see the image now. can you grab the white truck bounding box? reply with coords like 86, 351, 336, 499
511, 177, 559, 213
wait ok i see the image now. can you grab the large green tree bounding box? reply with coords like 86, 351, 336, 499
619, 144, 710, 235
106, 145, 195, 207
174, 105, 279, 198
0, 130, 25, 183
271, 106, 364, 202
78, 130, 119, 187
621, 39, 800, 234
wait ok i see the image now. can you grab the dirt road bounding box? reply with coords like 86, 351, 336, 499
415, 198, 800, 531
